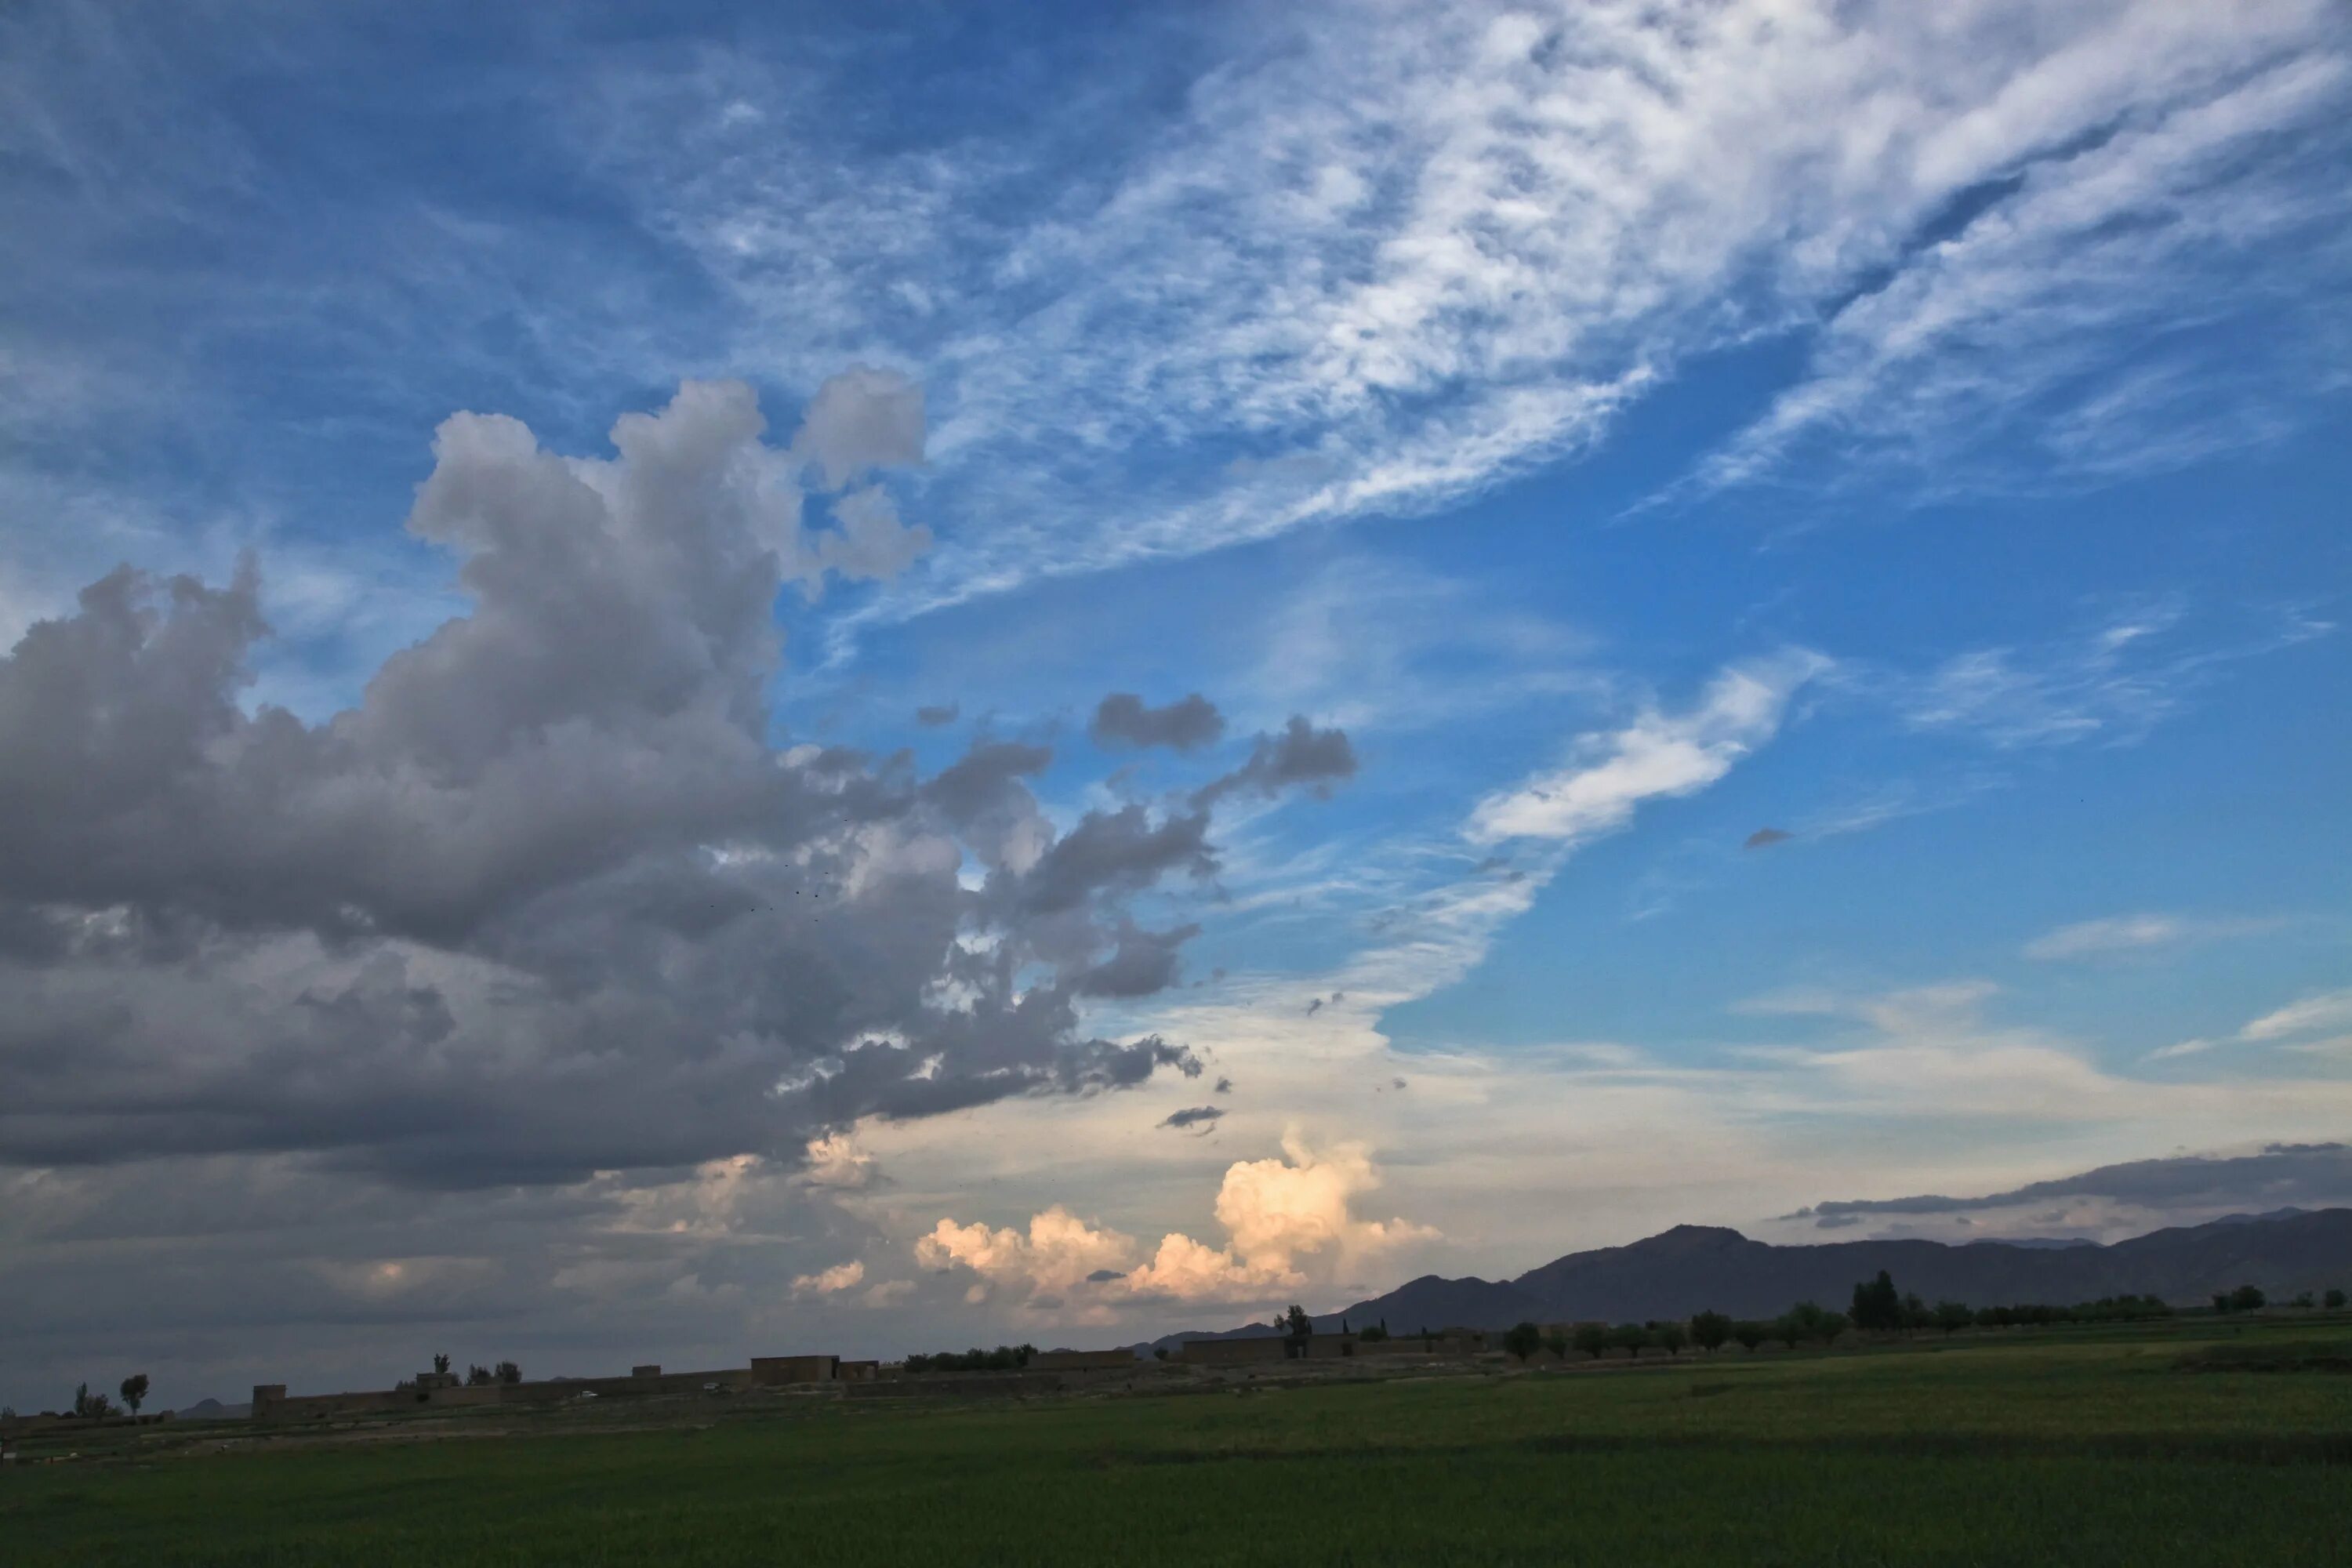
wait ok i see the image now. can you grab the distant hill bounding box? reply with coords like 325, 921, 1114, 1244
168, 1398, 249, 1421
1149, 1209, 2352, 1343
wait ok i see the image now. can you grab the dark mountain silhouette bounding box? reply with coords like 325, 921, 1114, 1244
166, 1397, 249, 1421
1150, 1209, 2352, 1343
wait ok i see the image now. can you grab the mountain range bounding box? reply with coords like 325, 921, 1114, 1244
1147, 1207, 2352, 1348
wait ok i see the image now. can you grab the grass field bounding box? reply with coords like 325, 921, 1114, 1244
7, 1319, 2350, 1566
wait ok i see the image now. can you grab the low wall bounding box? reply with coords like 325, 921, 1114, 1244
1179, 1337, 1287, 1365
750, 1355, 838, 1385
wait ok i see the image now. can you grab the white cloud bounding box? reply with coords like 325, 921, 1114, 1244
2241, 989, 2352, 1043
800, 1131, 880, 1191
584, 0, 2352, 642
1469, 652, 1826, 844
1882, 601, 2328, 750
789, 1259, 865, 1298
2026, 913, 2274, 961
913, 1134, 1432, 1308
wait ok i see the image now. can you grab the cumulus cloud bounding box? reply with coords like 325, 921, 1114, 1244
916, 1134, 1430, 1308
790, 1259, 865, 1297
1471, 653, 1827, 844
0, 379, 1298, 1188
1090, 692, 1225, 752
792, 364, 925, 488
813, 485, 931, 584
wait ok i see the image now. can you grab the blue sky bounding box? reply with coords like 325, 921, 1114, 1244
4, 0, 2351, 1405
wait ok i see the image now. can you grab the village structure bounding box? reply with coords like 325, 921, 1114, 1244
236, 1329, 1499, 1426
0, 1328, 1507, 1445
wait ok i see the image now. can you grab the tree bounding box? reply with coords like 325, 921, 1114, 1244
495, 1361, 522, 1385
466, 1364, 493, 1387
1777, 1301, 1845, 1346
1573, 1323, 1610, 1359
1502, 1322, 1543, 1363
1543, 1330, 1570, 1361
1850, 1271, 1904, 1333
1731, 1320, 1766, 1352
1690, 1310, 1732, 1353
1152, 1346, 1169, 1361
1281, 1304, 1313, 1358
72, 1382, 116, 1419
1608, 1323, 1650, 1359
433, 1352, 452, 1376
2326, 1289, 2347, 1310
2292, 1291, 2315, 1309
1655, 1321, 1688, 1357
1359, 1322, 1388, 1342
2227, 1284, 2267, 1312
1933, 1301, 1975, 1335
119, 1374, 149, 1415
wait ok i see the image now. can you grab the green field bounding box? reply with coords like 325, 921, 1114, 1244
8, 1319, 2351, 1566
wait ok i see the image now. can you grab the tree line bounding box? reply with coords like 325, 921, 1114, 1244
393, 1352, 523, 1392
903, 1344, 1037, 1373
1498, 1269, 2349, 1363
0, 1374, 151, 1423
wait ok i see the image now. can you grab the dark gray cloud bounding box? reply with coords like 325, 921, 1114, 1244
1075, 922, 1202, 998
1085, 1269, 1127, 1283
0, 380, 1258, 1190
1090, 692, 1225, 752
914, 703, 960, 728
1744, 827, 1792, 849
1214, 1076, 1234, 1095
1193, 716, 1358, 808
1013, 804, 1215, 916
1160, 1106, 1224, 1130
1798, 1143, 2352, 1219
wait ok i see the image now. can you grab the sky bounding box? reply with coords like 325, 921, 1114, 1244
3, 0, 2351, 1412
